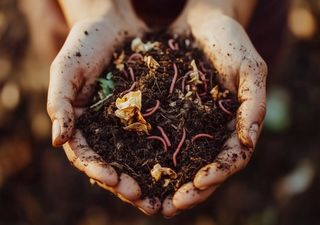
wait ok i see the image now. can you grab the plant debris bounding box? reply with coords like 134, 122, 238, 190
76, 32, 239, 200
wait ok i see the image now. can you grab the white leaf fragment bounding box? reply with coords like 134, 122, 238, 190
114, 90, 151, 134
151, 163, 177, 182
188, 59, 202, 85
113, 50, 125, 71
144, 55, 160, 70
131, 37, 160, 53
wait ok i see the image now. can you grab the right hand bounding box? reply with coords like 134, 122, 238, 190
47, 0, 161, 215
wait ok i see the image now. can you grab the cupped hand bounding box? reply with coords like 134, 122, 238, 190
47, 1, 161, 215
163, 2, 267, 217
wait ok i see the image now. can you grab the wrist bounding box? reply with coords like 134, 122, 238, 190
185, 0, 257, 28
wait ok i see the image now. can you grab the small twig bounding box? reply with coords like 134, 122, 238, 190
89, 94, 113, 109
147, 136, 167, 152
181, 71, 192, 93
195, 92, 202, 105
173, 127, 186, 167
157, 126, 172, 147
128, 52, 144, 62
120, 82, 136, 96
143, 100, 160, 117
181, 76, 186, 93
128, 66, 135, 82
169, 63, 179, 94
218, 99, 233, 116
191, 133, 214, 144
168, 39, 179, 51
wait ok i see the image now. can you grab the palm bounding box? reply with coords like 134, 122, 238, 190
162, 14, 267, 217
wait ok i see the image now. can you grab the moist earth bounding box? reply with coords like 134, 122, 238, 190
77, 32, 239, 200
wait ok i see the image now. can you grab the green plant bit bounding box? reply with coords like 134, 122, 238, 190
98, 72, 115, 97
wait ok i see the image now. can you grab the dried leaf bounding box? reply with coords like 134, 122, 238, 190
188, 60, 202, 85
115, 90, 142, 110
150, 163, 177, 182
210, 85, 219, 101
131, 37, 160, 53
144, 55, 160, 70
113, 50, 125, 71
114, 91, 151, 133
123, 122, 151, 134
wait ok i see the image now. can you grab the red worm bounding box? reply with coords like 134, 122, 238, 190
169, 63, 179, 94
128, 53, 144, 62
173, 127, 186, 167
128, 66, 135, 82
157, 126, 172, 147
199, 71, 208, 91
122, 69, 129, 79
147, 136, 167, 152
143, 100, 160, 117
168, 39, 179, 51
218, 99, 233, 116
191, 133, 214, 144
120, 82, 136, 96
199, 61, 209, 73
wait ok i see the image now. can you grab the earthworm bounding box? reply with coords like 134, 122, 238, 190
199, 71, 208, 91
143, 100, 160, 117
218, 99, 233, 116
173, 127, 186, 167
169, 63, 178, 94
191, 133, 214, 144
128, 66, 135, 82
157, 126, 172, 147
168, 39, 179, 51
199, 61, 209, 73
199, 92, 207, 96
147, 136, 167, 152
122, 69, 129, 79
128, 52, 144, 62
120, 82, 136, 96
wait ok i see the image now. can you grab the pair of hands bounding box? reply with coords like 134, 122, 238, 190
47, 0, 267, 217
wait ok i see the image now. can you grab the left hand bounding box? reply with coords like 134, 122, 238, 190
162, 0, 267, 217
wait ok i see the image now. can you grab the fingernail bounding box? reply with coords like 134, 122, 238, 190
52, 119, 61, 146
249, 123, 259, 148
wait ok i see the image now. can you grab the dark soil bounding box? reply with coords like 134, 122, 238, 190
77, 32, 239, 200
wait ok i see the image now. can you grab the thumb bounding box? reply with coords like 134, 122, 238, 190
237, 58, 267, 148
47, 15, 128, 146
47, 58, 84, 146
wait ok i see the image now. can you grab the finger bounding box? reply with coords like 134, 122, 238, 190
63, 130, 118, 187
237, 58, 267, 148
114, 173, 142, 202
172, 182, 216, 210
194, 131, 253, 190
134, 197, 161, 215
162, 196, 180, 218
93, 177, 159, 214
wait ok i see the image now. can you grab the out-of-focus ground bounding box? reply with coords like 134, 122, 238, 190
0, 0, 319, 225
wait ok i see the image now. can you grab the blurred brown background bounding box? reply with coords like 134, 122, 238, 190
0, 0, 319, 225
